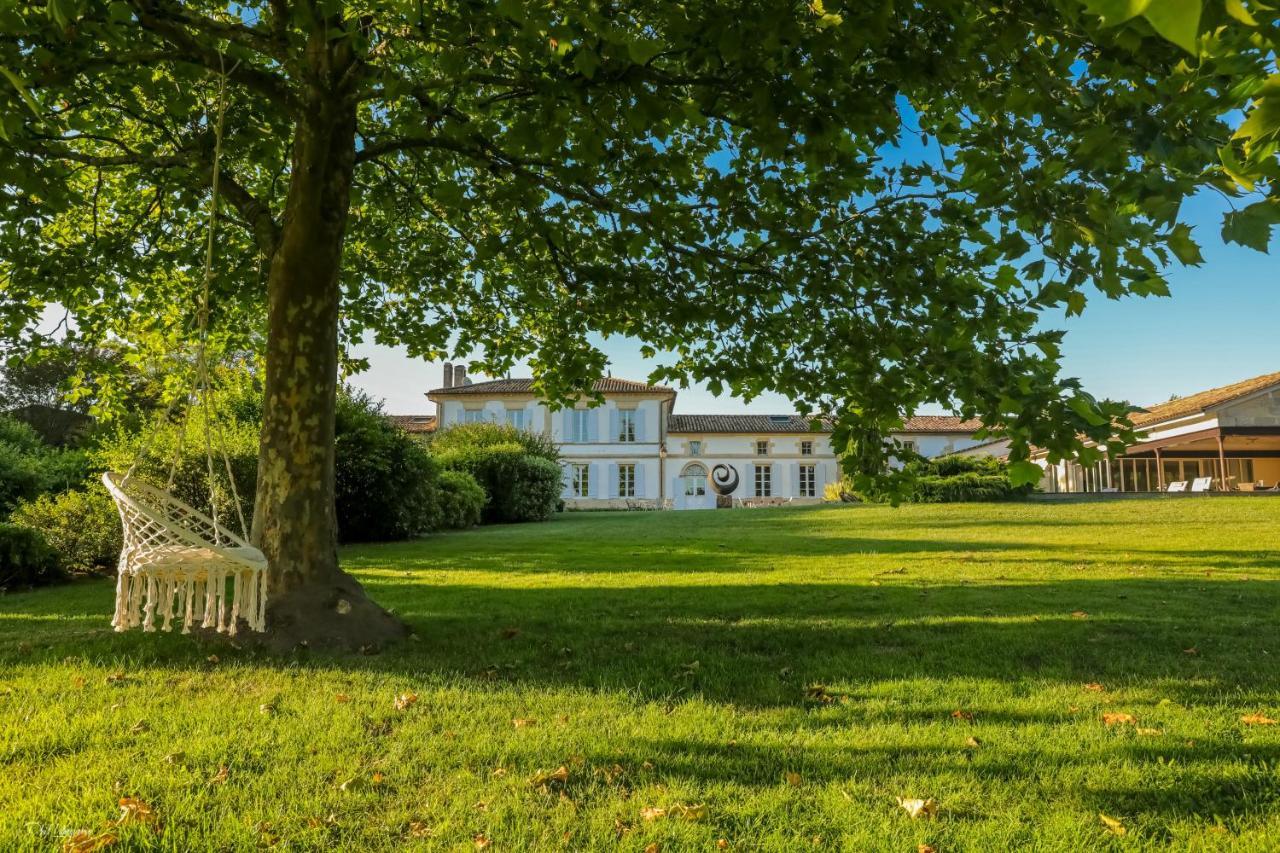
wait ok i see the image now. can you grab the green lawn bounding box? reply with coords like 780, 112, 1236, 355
3, 499, 1279, 851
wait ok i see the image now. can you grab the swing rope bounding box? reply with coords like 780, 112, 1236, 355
102, 58, 267, 636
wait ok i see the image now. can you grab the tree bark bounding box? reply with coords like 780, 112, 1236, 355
250, 92, 406, 650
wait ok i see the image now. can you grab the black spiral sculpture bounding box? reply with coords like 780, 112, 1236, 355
709, 464, 739, 496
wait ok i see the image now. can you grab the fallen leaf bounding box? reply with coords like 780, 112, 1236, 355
491, 767, 507, 777
371, 771, 385, 786
209, 764, 229, 785
500, 627, 521, 639
104, 672, 128, 684
1083, 682, 1105, 692
784, 771, 803, 786
896, 797, 938, 819
670, 803, 708, 821
407, 820, 432, 838
641, 760, 654, 770
1241, 713, 1278, 726
306, 813, 338, 828
918, 846, 937, 853
394, 692, 418, 711
965, 736, 982, 748
61, 829, 116, 852
129, 720, 150, 735
513, 718, 536, 728
473, 834, 491, 849
1102, 712, 1137, 726
640, 806, 666, 821
718, 841, 730, 850
644, 845, 660, 853
951, 709, 974, 722
1071, 610, 1089, 619
529, 765, 570, 790
334, 693, 351, 704
1183, 647, 1199, 655
1136, 727, 1162, 736
1100, 813, 1126, 835
117, 797, 156, 826
259, 701, 277, 715
162, 752, 184, 765
206, 655, 219, 664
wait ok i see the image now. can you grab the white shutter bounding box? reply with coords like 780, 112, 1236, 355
609, 409, 620, 444
606, 463, 617, 498
634, 464, 646, 498
634, 410, 645, 443
789, 462, 799, 497
561, 464, 573, 499
747, 463, 756, 497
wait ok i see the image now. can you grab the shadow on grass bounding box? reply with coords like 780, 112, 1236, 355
4, 576, 1277, 711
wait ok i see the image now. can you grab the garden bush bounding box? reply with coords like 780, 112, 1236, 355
434, 469, 485, 530
435, 443, 561, 523
10, 488, 122, 575
429, 421, 559, 462
0, 415, 91, 516
335, 390, 441, 541
0, 522, 62, 589
861, 454, 1031, 503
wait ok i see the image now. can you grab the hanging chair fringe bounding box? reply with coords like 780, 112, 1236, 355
109, 562, 268, 635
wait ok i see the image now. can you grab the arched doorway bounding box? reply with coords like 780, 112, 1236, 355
676, 462, 712, 510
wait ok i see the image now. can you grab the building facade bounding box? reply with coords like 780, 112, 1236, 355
424, 368, 991, 510
1034, 371, 1280, 493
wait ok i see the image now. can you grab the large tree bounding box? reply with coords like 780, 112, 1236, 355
0, 1, 1274, 646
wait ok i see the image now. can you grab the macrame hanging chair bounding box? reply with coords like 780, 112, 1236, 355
103, 63, 269, 636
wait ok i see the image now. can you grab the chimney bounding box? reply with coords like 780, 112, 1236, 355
442, 362, 454, 388
456, 365, 468, 386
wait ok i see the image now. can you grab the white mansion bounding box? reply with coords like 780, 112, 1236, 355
420, 366, 989, 510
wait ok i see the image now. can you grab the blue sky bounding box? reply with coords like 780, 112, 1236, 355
351, 186, 1279, 416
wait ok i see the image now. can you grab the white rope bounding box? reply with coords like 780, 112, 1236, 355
103, 57, 268, 636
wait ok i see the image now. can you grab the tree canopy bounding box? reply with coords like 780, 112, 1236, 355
1, 0, 1276, 490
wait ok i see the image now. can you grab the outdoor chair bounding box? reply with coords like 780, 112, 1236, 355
1166, 481, 1187, 492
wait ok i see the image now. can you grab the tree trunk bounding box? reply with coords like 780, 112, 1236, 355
250, 94, 406, 651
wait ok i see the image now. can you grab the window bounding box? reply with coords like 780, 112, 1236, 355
618, 409, 637, 443
799, 464, 816, 498
800, 441, 813, 456
506, 408, 526, 430
569, 409, 592, 442
682, 464, 707, 496
571, 463, 590, 498
688, 440, 703, 456
463, 409, 485, 424
901, 440, 918, 454
753, 464, 772, 497
618, 463, 636, 498
755, 440, 769, 456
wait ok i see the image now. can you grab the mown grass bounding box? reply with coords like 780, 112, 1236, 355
2, 497, 1279, 851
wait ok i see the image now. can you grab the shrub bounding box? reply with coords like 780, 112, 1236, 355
859, 454, 1030, 503
0, 415, 91, 516
429, 421, 559, 462
434, 469, 485, 530
0, 523, 63, 589
11, 488, 122, 575
436, 443, 561, 523
335, 390, 441, 541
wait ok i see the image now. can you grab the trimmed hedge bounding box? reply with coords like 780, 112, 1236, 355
436, 443, 561, 523
861, 454, 1031, 503
10, 488, 121, 575
435, 469, 485, 530
0, 523, 62, 589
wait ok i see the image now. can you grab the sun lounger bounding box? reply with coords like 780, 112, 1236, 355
1190, 477, 1213, 493
1166, 481, 1187, 492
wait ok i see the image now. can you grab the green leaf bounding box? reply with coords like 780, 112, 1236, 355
1065, 290, 1087, 316
1068, 394, 1108, 427
1224, 0, 1257, 25
1221, 201, 1280, 253
1141, 0, 1202, 55
1166, 223, 1204, 266
0, 67, 41, 119
1007, 460, 1044, 488
1233, 95, 1280, 148
1217, 145, 1255, 191
1083, 0, 1151, 25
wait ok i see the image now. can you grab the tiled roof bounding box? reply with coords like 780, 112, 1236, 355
899, 415, 985, 433
386, 414, 436, 434
668, 414, 832, 434
428, 377, 673, 396
1131, 370, 1280, 427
